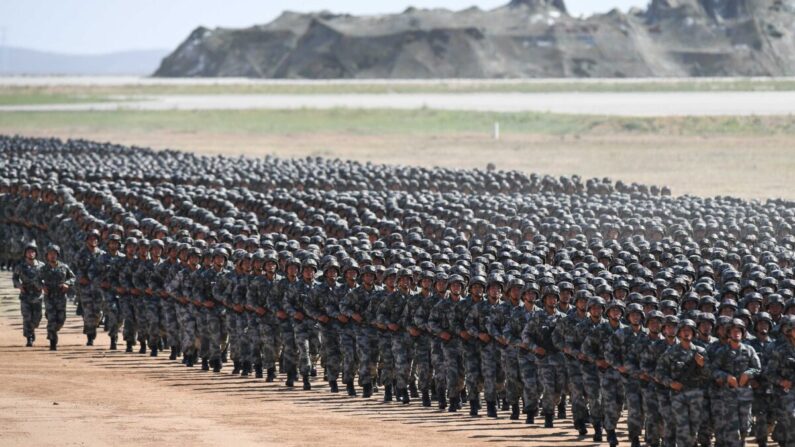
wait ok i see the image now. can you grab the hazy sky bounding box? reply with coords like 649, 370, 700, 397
1, 0, 648, 54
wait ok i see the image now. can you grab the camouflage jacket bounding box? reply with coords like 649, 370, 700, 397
39, 261, 75, 299
12, 259, 44, 301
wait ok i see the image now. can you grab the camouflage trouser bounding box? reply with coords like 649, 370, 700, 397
377, 329, 395, 386
671, 388, 703, 447
310, 323, 321, 370
697, 388, 714, 446
44, 295, 66, 340
642, 384, 662, 445
714, 387, 753, 447
339, 325, 357, 384
480, 342, 504, 403
582, 365, 603, 426
657, 387, 676, 447
752, 390, 772, 445
538, 353, 565, 416
119, 294, 137, 344
391, 331, 411, 390
144, 296, 161, 349
463, 341, 482, 403
320, 324, 341, 381
565, 356, 589, 423
203, 306, 225, 362
101, 291, 120, 339
780, 389, 795, 445
279, 320, 297, 375
502, 347, 521, 405
293, 320, 313, 376
431, 337, 445, 391
355, 325, 376, 386
19, 297, 42, 338
133, 296, 148, 343
598, 370, 624, 431
519, 352, 540, 415
442, 338, 464, 398
227, 311, 249, 363
255, 320, 279, 370
80, 286, 102, 336
623, 379, 644, 439
177, 304, 198, 357
414, 335, 432, 391
161, 300, 180, 349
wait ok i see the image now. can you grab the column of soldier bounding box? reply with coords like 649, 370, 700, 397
2, 135, 795, 447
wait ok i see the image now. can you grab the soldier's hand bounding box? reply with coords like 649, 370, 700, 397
617, 365, 628, 374
738, 373, 750, 388
409, 327, 420, 337
534, 346, 546, 356
352, 313, 363, 323
159, 291, 168, 298
694, 353, 704, 367
59, 284, 69, 293
563, 346, 572, 355
596, 359, 609, 369
478, 333, 491, 343
101, 281, 110, 289
42, 286, 49, 294
670, 381, 684, 391
459, 331, 470, 340
749, 379, 759, 389
439, 332, 451, 341
293, 311, 304, 321
318, 315, 329, 323
145, 288, 153, 295
387, 323, 399, 332
780, 379, 792, 391
79, 277, 89, 286
234, 304, 243, 313
337, 314, 349, 324
255, 307, 266, 316
498, 336, 509, 346
726, 375, 738, 388
277, 310, 287, 320
116, 287, 125, 294
577, 353, 587, 361
18, 285, 25, 293
639, 372, 650, 382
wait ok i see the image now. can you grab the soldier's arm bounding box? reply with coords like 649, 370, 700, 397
303, 288, 324, 320
427, 303, 444, 335
521, 317, 537, 351
12, 264, 22, 288
743, 346, 762, 379
654, 351, 673, 387
551, 318, 566, 352
464, 305, 479, 337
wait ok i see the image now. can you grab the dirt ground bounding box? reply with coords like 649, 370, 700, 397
0, 273, 607, 447
4, 128, 794, 200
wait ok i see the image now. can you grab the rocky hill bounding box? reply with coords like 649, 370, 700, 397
154, 0, 795, 78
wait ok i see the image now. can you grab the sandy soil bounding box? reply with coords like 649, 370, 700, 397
0, 273, 604, 447
3, 128, 793, 200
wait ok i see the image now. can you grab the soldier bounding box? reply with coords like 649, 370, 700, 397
515, 284, 541, 424
750, 312, 775, 447
523, 285, 566, 427
461, 275, 486, 416
308, 260, 342, 392
74, 229, 103, 345
655, 319, 710, 447
158, 241, 182, 360
711, 318, 761, 447
12, 241, 44, 346
194, 248, 230, 372
142, 239, 165, 356
171, 247, 201, 367
131, 239, 151, 353
39, 244, 75, 351
370, 267, 397, 401
245, 250, 276, 379
118, 238, 140, 353
90, 234, 124, 350
766, 315, 795, 445
272, 257, 300, 387
406, 270, 434, 406
632, 310, 665, 447
336, 261, 360, 396
341, 264, 380, 397
490, 277, 519, 419
378, 268, 413, 404
428, 274, 466, 411
607, 302, 646, 447
284, 258, 318, 390
554, 289, 590, 435
468, 273, 506, 418
576, 297, 608, 441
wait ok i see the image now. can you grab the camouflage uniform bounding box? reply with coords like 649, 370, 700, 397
749, 335, 775, 446
428, 294, 464, 405
39, 260, 75, 344
74, 245, 103, 338
506, 302, 539, 417
412, 289, 440, 397
655, 342, 711, 447
283, 278, 315, 378
378, 289, 411, 395
12, 258, 44, 341
607, 324, 647, 442
194, 265, 229, 366
247, 272, 281, 374
341, 282, 380, 388
468, 297, 505, 411
642, 337, 677, 446
134, 256, 163, 352
272, 276, 298, 379
523, 306, 566, 419
711, 341, 761, 447
307, 279, 342, 383
89, 248, 124, 345
367, 287, 394, 389
584, 319, 626, 433
118, 255, 141, 347
766, 337, 795, 445
575, 316, 607, 430
553, 308, 589, 427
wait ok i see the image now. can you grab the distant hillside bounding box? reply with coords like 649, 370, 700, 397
0, 47, 169, 75
154, 0, 795, 78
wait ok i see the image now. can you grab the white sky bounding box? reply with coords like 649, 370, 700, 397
0, 0, 649, 54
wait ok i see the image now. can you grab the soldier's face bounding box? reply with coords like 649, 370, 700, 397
46, 251, 58, 263
398, 276, 411, 291
25, 249, 37, 260
325, 269, 338, 282
420, 278, 432, 290
449, 282, 462, 296
608, 308, 622, 321
698, 322, 713, 336
487, 284, 501, 299
647, 319, 661, 334
265, 261, 277, 274
728, 327, 743, 342
213, 256, 225, 267
755, 321, 770, 336
385, 276, 396, 289
108, 241, 120, 253
662, 324, 677, 338
678, 326, 694, 342
628, 312, 642, 326
302, 268, 315, 281
560, 290, 572, 303
589, 306, 603, 318
344, 270, 357, 283
286, 264, 298, 277
469, 284, 483, 297
543, 295, 557, 308
362, 273, 375, 286
87, 237, 98, 248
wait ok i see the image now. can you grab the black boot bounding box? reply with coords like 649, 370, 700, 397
383, 385, 393, 402
557, 397, 567, 419
593, 423, 603, 442
302, 374, 312, 391
185, 354, 195, 367
346, 380, 357, 397
241, 362, 251, 377
49, 338, 57, 351
310, 366, 317, 377
362, 383, 373, 398
607, 429, 618, 447
469, 400, 480, 417
26, 336, 33, 347
169, 346, 178, 360
329, 380, 339, 393
86, 334, 94, 346
501, 398, 509, 411
266, 367, 275, 382
201, 357, 209, 371
126, 341, 134, 353
525, 409, 536, 425
510, 404, 520, 420
139, 340, 147, 354
150, 344, 158, 357
232, 361, 241, 375
448, 396, 459, 413
409, 380, 419, 398
430, 385, 438, 402
630, 436, 641, 447
221, 349, 228, 363
438, 391, 447, 410
575, 419, 588, 436
401, 388, 410, 405
487, 401, 498, 418
421, 389, 431, 407
110, 337, 117, 351
254, 363, 263, 379
544, 413, 554, 428
212, 359, 222, 373
286, 371, 295, 387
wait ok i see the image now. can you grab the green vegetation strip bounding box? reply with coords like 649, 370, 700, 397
1, 109, 794, 136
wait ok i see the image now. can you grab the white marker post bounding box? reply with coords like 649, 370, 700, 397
493, 122, 500, 140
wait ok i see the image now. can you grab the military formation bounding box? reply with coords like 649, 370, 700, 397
2, 135, 795, 447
